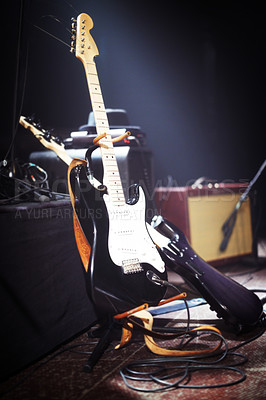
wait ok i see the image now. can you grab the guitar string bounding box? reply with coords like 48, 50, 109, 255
3, 0, 28, 163
2, 14, 72, 164
33, 24, 72, 49
61, 0, 79, 14
40, 14, 72, 34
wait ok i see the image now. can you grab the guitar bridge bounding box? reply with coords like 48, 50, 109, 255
122, 259, 144, 275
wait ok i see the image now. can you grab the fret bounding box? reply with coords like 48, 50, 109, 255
90, 92, 104, 105
104, 163, 120, 171
107, 172, 121, 178
96, 121, 109, 128
94, 103, 104, 110
109, 177, 122, 183
98, 122, 109, 128
112, 200, 125, 206
109, 190, 125, 198
102, 152, 115, 158
109, 187, 124, 193
90, 84, 101, 94
105, 168, 119, 174
103, 159, 117, 165
94, 110, 108, 120
109, 190, 124, 197
106, 170, 121, 179
109, 186, 124, 191
96, 127, 111, 136
108, 183, 122, 190
87, 74, 99, 85
108, 175, 121, 182
85, 62, 97, 74
109, 182, 123, 188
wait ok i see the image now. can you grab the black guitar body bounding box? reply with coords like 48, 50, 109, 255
152, 216, 263, 331
71, 166, 167, 316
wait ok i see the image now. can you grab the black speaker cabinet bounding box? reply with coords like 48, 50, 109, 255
0, 200, 96, 379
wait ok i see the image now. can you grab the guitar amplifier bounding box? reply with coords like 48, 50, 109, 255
155, 184, 253, 265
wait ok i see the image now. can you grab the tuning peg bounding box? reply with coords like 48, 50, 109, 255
70, 39, 75, 53
43, 130, 52, 141
54, 136, 63, 145
25, 115, 33, 123
36, 121, 42, 130
71, 17, 76, 28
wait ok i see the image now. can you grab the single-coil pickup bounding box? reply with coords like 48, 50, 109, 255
115, 229, 134, 235
118, 247, 137, 254
109, 209, 133, 221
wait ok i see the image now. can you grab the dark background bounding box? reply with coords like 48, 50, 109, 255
2, 0, 266, 232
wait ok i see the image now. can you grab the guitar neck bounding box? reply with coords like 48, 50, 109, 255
85, 61, 125, 205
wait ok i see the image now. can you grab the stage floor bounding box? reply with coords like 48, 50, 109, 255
1, 255, 265, 400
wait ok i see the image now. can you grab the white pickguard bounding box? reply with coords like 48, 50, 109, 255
103, 187, 165, 273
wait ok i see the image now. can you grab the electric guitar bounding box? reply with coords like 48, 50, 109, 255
69, 13, 168, 314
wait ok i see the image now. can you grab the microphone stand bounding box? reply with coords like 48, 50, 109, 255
220, 159, 266, 251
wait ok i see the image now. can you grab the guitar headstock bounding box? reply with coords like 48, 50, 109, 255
19, 116, 62, 146
19, 116, 73, 166
71, 13, 99, 64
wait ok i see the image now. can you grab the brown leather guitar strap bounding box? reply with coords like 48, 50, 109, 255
67, 158, 91, 272
116, 309, 223, 357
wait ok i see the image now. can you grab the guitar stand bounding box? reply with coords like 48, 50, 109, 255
92, 130, 131, 146
83, 316, 117, 373
83, 294, 187, 373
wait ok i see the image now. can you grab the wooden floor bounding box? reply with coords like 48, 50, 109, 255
1, 256, 265, 400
